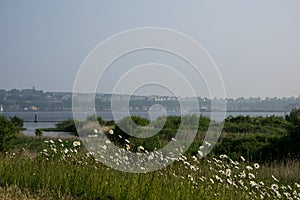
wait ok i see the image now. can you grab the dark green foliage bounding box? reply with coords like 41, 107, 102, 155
223, 115, 288, 135
109, 116, 150, 147
35, 129, 43, 137
55, 119, 77, 133
114, 116, 149, 136
14, 109, 300, 163
0, 116, 18, 151
213, 133, 283, 161
161, 115, 181, 130
198, 115, 210, 131
111, 115, 209, 152
285, 108, 300, 154
214, 110, 300, 161
104, 120, 115, 126
86, 114, 105, 125
9, 116, 24, 128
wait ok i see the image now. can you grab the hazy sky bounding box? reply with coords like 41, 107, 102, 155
1, 1, 300, 98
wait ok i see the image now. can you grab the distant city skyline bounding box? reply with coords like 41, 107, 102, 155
1, 87, 299, 112
1, 87, 300, 100
1, 1, 300, 98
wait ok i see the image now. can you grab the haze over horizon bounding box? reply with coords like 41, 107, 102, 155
1, 1, 300, 98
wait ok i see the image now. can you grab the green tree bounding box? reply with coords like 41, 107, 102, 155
0, 116, 18, 151
10, 116, 24, 128
286, 108, 300, 148
55, 119, 77, 133
86, 114, 105, 125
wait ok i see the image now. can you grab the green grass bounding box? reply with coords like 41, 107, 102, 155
0, 137, 300, 199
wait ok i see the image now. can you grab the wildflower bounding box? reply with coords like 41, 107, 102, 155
58, 138, 63, 143
148, 154, 154, 160
210, 178, 214, 184
44, 140, 49, 143
292, 190, 298, 197
230, 159, 239, 166
238, 180, 244, 186
271, 175, 279, 182
250, 181, 258, 188
295, 183, 300, 188
283, 192, 291, 198
64, 148, 69, 154
181, 155, 187, 160
125, 139, 130, 144
259, 181, 264, 186
240, 156, 246, 162
204, 141, 211, 146
93, 129, 98, 134
50, 140, 54, 144
188, 174, 194, 182
125, 144, 130, 150
253, 163, 260, 169
137, 146, 144, 151
108, 129, 114, 134
171, 138, 176, 142
275, 190, 282, 198
220, 154, 228, 159
227, 178, 233, 185
271, 184, 279, 191
213, 158, 222, 164
225, 169, 231, 177
73, 141, 81, 147
219, 170, 225, 175
198, 150, 203, 158
239, 171, 246, 178
215, 175, 223, 183
192, 155, 198, 162
246, 165, 253, 171
183, 161, 190, 166
190, 165, 197, 171
88, 134, 98, 138
248, 173, 255, 179
43, 149, 47, 152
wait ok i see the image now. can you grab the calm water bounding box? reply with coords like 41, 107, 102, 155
0, 111, 286, 136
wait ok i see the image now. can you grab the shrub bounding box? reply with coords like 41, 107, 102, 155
0, 116, 18, 151
9, 116, 24, 128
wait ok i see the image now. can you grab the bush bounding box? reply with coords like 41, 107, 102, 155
0, 116, 18, 151
55, 119, 77, 133
9, 116, 24, 128
285, 108, 300, 154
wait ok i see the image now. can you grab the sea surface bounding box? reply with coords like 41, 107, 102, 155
0, 111, 287, 137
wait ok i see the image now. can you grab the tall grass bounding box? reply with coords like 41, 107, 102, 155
0, 138, 299, 199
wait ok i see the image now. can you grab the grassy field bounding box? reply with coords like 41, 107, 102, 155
0, 136, 300, 200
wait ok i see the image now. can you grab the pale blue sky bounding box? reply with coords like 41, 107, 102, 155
1, 0, 300, 98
